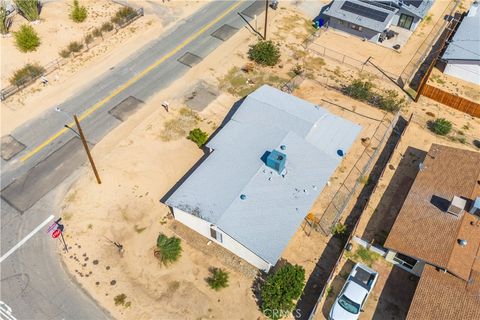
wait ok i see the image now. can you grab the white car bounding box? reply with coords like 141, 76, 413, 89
329, 263, 379, 320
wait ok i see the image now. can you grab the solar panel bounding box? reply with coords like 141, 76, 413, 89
359, 0, 397, 12
341, 1, 389, 22
403, 0, 423, 9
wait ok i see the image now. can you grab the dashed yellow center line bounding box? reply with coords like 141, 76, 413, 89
21, 1, 244, 163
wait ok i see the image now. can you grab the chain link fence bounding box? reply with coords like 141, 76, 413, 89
1, 7, 144, 101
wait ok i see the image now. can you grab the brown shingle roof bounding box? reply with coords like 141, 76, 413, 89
406, 264, 480, 320
384, 144, 480, 281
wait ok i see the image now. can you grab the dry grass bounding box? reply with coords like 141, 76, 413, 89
159, 108, 200, 142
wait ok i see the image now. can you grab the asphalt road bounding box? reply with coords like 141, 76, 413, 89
1, 1, 265, 319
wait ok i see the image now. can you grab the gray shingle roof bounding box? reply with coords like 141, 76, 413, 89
443, 6, 480, 61
324, 0, 398, 32
165, 85, 361, 265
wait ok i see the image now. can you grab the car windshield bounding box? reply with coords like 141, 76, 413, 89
338, 294, 360, 314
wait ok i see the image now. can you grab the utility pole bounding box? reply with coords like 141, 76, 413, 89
264, 0, 269, 40
73, 115, 102, 184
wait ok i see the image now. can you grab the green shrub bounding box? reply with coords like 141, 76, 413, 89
70, 0, 87, 23
59, 49, 71, 58
155, 233, 182, 266
1, 2, 13, 34
100, 21, 114, 32
261, 263, 305, 319
14, 0, 40, 21
331, 223, 347, 237
429, 118, 452, 136
14, 24, 40, 52
206, 268, 229, 291
84, 33, 93, 45
343, 79, 373, 101
92, 28, 102, 38
114, 293, 127, 306
376, 90, 405, 112
10, 63, 45, 86
248, 40, 280, 66
111, 6, 136, 25
188, 128, 209, 148
67, 41, 83, 53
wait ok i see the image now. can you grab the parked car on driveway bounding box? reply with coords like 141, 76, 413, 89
329, 263, 379, 320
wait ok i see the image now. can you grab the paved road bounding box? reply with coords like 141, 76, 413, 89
1, 1, 265, 319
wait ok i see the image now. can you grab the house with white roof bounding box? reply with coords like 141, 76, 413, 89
442, 1, 480, 85
163, 85, 361, 271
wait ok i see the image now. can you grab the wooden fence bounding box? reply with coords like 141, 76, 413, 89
421, 84, 480, 117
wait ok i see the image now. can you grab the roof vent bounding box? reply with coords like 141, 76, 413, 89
469, 197, 480, 215
240, 194, 246, 200
458, 239, 468, 247
266, 150, 286, 175
447, 196, 467, 216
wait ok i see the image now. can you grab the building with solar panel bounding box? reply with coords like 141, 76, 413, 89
323, 0, 435, 43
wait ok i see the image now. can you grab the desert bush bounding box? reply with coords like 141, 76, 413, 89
91, 27, 102, 38
429, 118, 452, 136
14, 0, 40, 21
111, 6, 136, 25
114, 293, 127, 306
188, 128, 209, 148
9, 63, 45, 86
376, 89, 405, 112
248, 40, 280, 66
154, 233, 182, 266
70, 0, 87, 23
84, 33, 93, 45
67, 40, 83, 53
0, 2, 12, 34
261, 263, 305, 319
206, 268, 229, 291
291, 63, 303, 76
332, 223, 347, 236
14, 24, 40, 52
100, 21, 114, 32
59, 49, 71, 58
343, 79, 373, 101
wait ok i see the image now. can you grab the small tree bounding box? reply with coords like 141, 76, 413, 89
261, 263, 305, 320
111, 6, 136, 25
14, 24, 40, 52
14, 0, 40, 21
100, 21, 114, 32
154, 233, 182, 266
10, 63, 45, 86
84, 33, 93, 46
70, 0, 87, 23
59, 49, 71, 58
207, 268, 229, 291
91, 28, 102, 38
248, 40, 280, 66
429, 118, 452, 136
188, 128, 209, 148
1, 1, 13, 34
67, 40, 83, 53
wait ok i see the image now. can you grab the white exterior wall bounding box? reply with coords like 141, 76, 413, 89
444, 60, 480, 85
172, 208, 272, 271
328, 17, 381, 42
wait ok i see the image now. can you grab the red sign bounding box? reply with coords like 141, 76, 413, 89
52, 229, 62, 239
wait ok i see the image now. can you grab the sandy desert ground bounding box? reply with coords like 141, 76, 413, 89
53, 2, 479, 320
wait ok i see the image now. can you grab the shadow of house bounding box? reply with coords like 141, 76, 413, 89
293, 116, 408, 320
160, 97, 245, 205
361, 146, 427, 245
372, 267, 419, 320
321, 259, 355, 318
409, 12, 463, 91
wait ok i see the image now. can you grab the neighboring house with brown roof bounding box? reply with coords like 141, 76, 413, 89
383, 144, 480, 320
